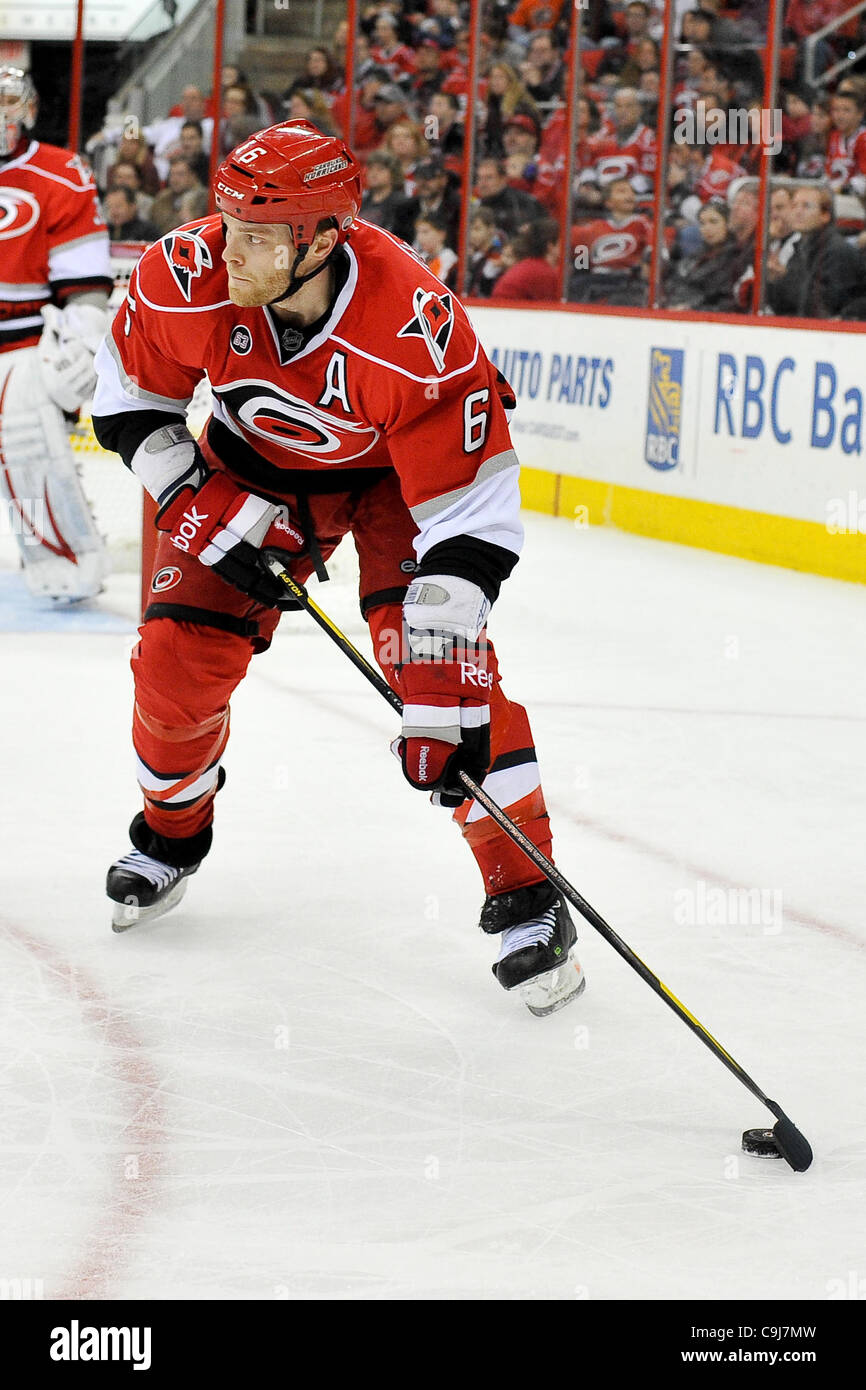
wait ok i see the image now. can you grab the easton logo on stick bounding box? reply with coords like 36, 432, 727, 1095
398, 288, 455, 374
161, 225, 212, 301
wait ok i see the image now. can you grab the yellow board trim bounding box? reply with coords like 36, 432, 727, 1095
519, 468, 866, 584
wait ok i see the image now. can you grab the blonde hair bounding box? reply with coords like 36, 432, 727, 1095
488, 63, 540, 125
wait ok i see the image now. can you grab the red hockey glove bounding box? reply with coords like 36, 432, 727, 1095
395, 575, 494, 807
156, 473, 306, 608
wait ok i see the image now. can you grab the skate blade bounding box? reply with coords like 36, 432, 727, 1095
110, 878, 190, 933
520, 950, 586, 1017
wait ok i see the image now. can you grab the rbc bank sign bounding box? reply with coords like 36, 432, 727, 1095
713, 353, 864, 453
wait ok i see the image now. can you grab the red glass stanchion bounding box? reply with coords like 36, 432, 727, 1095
207, 0, 227, 209
558, 2, 583, 303
752, 0, 784, 314
648, 0, 675, 309
456, 0, 482, 296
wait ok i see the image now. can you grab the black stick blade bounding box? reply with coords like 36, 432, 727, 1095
772, 1115, 813, 1172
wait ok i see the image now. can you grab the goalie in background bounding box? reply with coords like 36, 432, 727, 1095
0, 65, 113, 603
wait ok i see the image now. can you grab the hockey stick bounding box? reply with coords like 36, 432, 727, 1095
267, 559, 813, 1172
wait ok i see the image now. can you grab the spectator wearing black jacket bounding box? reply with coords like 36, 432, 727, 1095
665, 200, 743, 311
404, 155, 462, 248
103, 187, 159, 243
476, 157, 546, 238
359, 152, 416, 242
767, 185, 866, 319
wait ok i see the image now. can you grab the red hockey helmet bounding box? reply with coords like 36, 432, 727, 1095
214, 121, 362, 247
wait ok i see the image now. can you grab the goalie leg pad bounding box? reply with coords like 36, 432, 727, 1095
0, 348, 108, 603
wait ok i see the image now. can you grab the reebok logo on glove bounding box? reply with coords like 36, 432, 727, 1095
460, 662, 493, 689
169, 505, 210, 551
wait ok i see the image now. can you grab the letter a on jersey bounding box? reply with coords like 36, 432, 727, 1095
397, 288, 454, 374
161, 225, 213, 302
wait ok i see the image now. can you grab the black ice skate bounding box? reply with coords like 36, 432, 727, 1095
107, 813, 210, 932
482, 880, 586, 1017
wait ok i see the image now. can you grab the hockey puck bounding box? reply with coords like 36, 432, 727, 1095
742, 1127, 782, 1159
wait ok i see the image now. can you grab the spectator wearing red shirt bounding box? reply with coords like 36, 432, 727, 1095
509, 0, 567, 41
370, 12, 417, 84
570, 177, 651, 305
585, 87, 657, 197
492, 218, 561, 301
826, 89, 866, 196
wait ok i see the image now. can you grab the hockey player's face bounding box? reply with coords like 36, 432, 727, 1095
221, 215, 296, 306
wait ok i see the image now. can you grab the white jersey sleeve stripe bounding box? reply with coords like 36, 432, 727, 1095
412, 460, 524, 564
93, 333, 196, 413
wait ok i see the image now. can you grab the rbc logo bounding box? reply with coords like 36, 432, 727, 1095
645, 347, 684, 470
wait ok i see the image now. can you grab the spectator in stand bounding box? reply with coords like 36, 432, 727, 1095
502, 115, 542, 192
105, 159, 154, 219
331, 25, 376, 85
618, 37, 660, 92
783, 0, 844, 78
520, 31, 565, 105
483, 62, 541, 158
476, 156, 547, 237
99, 130, 161, 197
536, 93, 601, 218
696, 0, 747, 46
149, 158, 204, 237
466, 207, 506, 297
673, 42, 712, 116
331, 66, 391, 152
796, 96, 832, 179
359, 150, 416, 240
427, 90, 465, 162
492, 217, 561, 300
728, 183, 761, 308
172, 121, 210, 186
371, 83, 414, 144
417, 0, 462, 51
220, 64, 273, 122
415, 210, 459, 288
780, 87, 814, 173
177, 186, 209, 223
102, 186, 159, 243
217, 83, 260, 157
382, 119, 428, 193
284, 88, 337, 136
286, 47, 343, 97
508, 0, 567, 49
826, 89, 866, 197
140, 85, 214, 182
404, 154, 462, 248
411, 38, 446, 108
767, 184, 800, 270
664, 198, 743, 310
597, 1, 655, 86
570, 177, 651, 305
584, 87, 657, 199
768, 184, 866, 316
370, 12, 417, 84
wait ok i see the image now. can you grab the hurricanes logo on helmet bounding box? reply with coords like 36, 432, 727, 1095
398, 288, 455, 375
161, 224, 213, 302
303, 157, 349, 182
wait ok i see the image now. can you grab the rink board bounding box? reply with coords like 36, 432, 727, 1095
470, 304, 866, 583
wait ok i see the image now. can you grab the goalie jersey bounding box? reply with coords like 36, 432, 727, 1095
93, 215, 523, 566
0, 140, 111, 352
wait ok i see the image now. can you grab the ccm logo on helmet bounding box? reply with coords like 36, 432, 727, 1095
216, 179, 245, 200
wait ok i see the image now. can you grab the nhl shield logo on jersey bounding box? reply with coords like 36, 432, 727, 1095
398, 288, 455, 374
161, 224, 212, 302
0, 187, 40, 240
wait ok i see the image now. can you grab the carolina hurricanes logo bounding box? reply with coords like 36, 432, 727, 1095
398, 288, 455, 374
596, 156, 637, 184
591, 233, 639, 267
152, 565, 183, 592
215, 381, 380, 461
161, 224, 212, 302
0, 188, 40, 241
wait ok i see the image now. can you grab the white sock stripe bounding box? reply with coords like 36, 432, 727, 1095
136, 759, 221, 805
465, 761, 541, 824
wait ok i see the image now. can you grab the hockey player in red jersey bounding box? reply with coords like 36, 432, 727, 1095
0, 66, 113, 601
91, 121, 585, 1016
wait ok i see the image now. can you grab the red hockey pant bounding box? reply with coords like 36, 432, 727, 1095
132, 465, 553, 895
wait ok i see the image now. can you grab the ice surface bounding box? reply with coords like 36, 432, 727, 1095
1, 516, 864, 1300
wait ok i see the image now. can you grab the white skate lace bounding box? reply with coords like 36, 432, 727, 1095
113, 851, 179, 891
496, 907, 557, 963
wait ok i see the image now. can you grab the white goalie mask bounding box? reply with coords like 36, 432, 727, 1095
0, 65, 36, 158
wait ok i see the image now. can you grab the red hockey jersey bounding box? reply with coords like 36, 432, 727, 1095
0, 140, 111, 352
94, 216, 522, 564
571, 215, 651, 271
826, 126, 866, 195
586, 123, 656, 192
